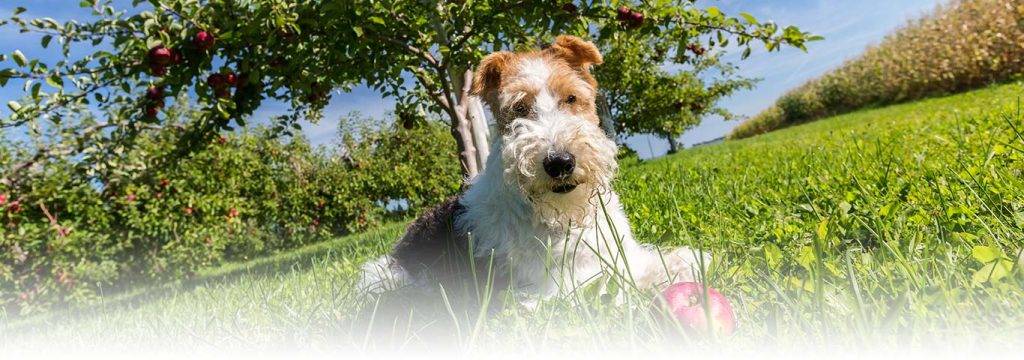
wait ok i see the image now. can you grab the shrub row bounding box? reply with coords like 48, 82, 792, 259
0, 119, 460, 315
730, 0, 1024, 139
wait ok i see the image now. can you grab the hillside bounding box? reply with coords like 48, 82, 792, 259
731, 0, 1024, 139
4, 83, 1024, 354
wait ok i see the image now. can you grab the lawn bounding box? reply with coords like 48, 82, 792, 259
3, 82, 1023, 355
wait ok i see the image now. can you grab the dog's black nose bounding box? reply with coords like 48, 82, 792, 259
543, 151, 575, 179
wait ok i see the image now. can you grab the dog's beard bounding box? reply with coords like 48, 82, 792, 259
500, 116, 618, 228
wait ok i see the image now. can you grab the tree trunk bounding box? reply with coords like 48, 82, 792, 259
448, 101, 479, 179
667, 136, 680, 154
467, 95, 490, 168
447, 68, 490, 180
428, 4, 490, 180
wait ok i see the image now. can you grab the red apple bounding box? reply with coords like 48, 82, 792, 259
7, 200, 21, 213
149, 63, 167, 76
215, 87, 231, 99
657, 282, 736, 336
193, 31, 215, 51
561, 3, 578, 15
687, 43, 706, 56
170, 48, 183, 64
225, 72, 238, 87
629, 11, 644, 26
616, 6, 632, 21
145, 105, 159, 118
146, 86, 164, 100
0, 193, 7, 206
207, 73, 227, 89
148, 45, 172, 65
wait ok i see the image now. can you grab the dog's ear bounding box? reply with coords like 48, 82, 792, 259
544, 35, 603, 69
471, 51, 515, 102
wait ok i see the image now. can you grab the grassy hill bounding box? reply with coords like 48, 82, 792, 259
4, 83, 1024, 354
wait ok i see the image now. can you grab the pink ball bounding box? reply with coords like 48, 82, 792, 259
657, 282, 736, 336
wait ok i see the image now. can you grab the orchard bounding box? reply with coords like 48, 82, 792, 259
0, 0, 818, 184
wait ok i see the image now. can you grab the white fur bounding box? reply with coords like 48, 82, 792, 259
358, 254, 412, 294
517, 58, 553, 90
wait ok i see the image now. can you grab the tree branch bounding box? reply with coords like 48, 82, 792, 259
363, 29, 442, 70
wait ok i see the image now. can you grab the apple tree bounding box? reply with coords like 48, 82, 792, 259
596, 31, 757, 153
0, 0, 818, 184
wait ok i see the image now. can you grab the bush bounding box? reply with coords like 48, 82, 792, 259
0, 116, 460, 315
730, 0, 1024, 139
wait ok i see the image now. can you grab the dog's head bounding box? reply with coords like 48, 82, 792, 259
472, 35, 618, 216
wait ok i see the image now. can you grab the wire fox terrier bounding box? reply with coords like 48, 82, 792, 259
360, 35, 709, 300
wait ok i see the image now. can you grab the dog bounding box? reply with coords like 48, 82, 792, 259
360, 35, 709, 302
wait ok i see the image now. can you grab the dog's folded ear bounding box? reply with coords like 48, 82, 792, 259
471, 51, 515, 101
544, 35, 603, 69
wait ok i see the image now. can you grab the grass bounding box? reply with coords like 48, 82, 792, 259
3, 82, 1024, 355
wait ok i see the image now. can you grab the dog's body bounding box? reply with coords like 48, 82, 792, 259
360, 36, 707, 299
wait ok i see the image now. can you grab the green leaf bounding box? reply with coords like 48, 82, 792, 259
12, 50, 27, 67
0, 68, 12, 86
739, 12, 758, 24
796, 245, 816, 270
706, 6, 722, 18
41, 35, 53, 48
971, 245, 999, 263
816, 219, 828, 240
7, 101, 22, 112
762, 243, 782, 267
46, 73, 63, 89
972, 260, 1013, 284
369, 16, 385, 25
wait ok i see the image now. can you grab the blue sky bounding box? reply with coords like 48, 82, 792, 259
1, 1, 944, 157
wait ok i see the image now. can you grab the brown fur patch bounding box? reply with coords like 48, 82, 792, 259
471, 51, 517, 106
548, 70, 599, 124
543, 35, 603, 88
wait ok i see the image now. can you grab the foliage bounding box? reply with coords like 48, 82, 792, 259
596, 32, 756, 151
0, 0, 818, 179
0, 109, 459, 315
731, 0, 1024, 139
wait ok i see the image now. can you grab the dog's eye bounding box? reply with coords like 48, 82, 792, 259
565, 95, 576, 104
512, 103, 528, 117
